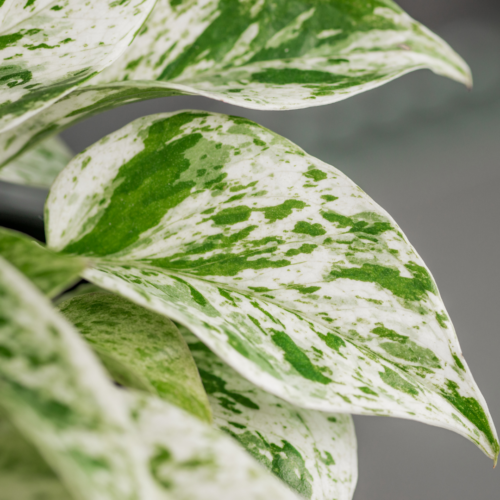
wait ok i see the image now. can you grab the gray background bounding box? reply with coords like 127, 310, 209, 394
1, 2, 499, 499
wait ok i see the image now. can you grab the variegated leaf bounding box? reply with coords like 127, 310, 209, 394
0, 0, 471, 167
0, 255, 156, 500
0, 135, 71, 188
0, 407, 71, 500
181, 324, 357, 500
0, 226, 85, 297
45, 111, 499, 461
94, 0, 471, 109
0, 0, 156, 134
0, 255, 301, 500
126, 390, 301, 500
58, 292, 212, 422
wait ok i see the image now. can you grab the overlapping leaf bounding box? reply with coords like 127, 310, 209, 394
0, 255, 302, 500
0, 226, 85, 297
0, 135, 71, 188
0, 0, 471, 167
46, 111, 498, 460
181, 325, 357, 500
0, 0, 157, 133
59, 292, 212, 422
0, 255, 155, 500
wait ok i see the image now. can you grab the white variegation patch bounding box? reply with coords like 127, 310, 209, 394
0, 0, 156, 133
0, 0, 471, 167
0, 135, 71, 188
181, 325, 357, 500
46, 111, 499, 461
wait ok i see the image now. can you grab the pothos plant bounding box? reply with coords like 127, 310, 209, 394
0, 1, 497, 499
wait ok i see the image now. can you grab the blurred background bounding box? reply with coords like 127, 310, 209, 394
1, 1, 499, 499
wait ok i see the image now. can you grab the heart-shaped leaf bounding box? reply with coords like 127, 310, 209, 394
0, 0, 471, 167
0, 0, 156, 133
0, 226, 85, 297
181, 324, 357, 500
58, 292, 212, 422
0, 255, 302, 500
45, 111, 499, 461
0, 135, 71, 188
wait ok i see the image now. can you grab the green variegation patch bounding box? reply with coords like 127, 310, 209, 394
58, 292, 212, 422
0, 255, 302, 500
0, 135, 71, 188
181, 324, 357, 500
45, 111, 499, 461
0, 226, 85, 297
0, 0, 471, 167
0, 0, 156, 134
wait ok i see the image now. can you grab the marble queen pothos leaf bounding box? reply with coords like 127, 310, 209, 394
46, 111, 499, 461
0, 256, 302, 500
0, 226, 85, 297
0, 0, 471, 167
0, 135, 72, 188
180, 324, 357, 500
58, 292, 213, 423
0, 255, 156, 500
0, 0, 156, 134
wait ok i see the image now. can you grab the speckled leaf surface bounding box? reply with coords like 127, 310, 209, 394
0, 256, 156, 500
46, 111, 498, 461
0, 0, 472, 167
0, 135, 71, 188
58, 292, 212, 422
0, 226, 85, 297
0, 407, 71, 500
126, 390, 301, 500
94, 0, 471, 109
0, 0, 157, 133
181, 325, 357, 500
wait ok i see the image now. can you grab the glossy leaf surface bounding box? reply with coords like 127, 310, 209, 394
0, 226, 85, 297
0, 135, 71, 188
46, 111, 499, 460
59, 292, 212, 422
0, 256, 301, 500
182, 325, 357, 500
0, 0, 156, 133
0, 0, 471, 166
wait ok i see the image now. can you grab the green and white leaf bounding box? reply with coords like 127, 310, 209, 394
58, 292, 212, 422
0, 0, 157, 133
126, 390, 301, 500
0, 226, 85, 297
0, 255, 301, 500
95, 0, 471, 109
0, 407, 71, 500
46, 111, 498, 461
0, 255, 156, 500
0, 135, 71, 188
0, 0, 471, 167
181, 325, 357, 500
